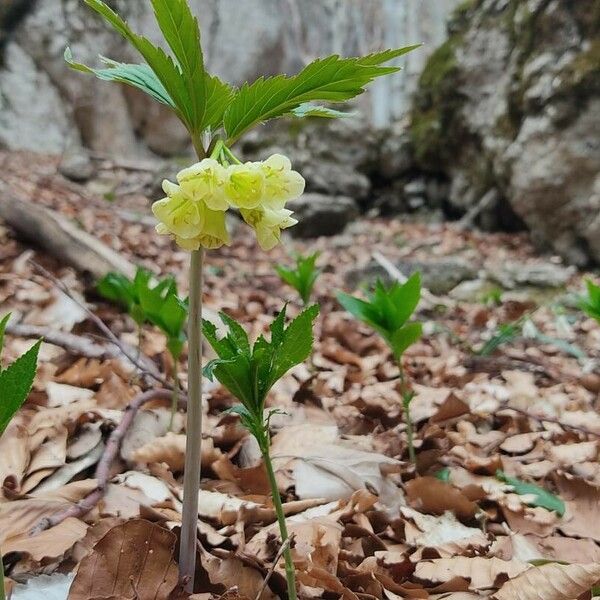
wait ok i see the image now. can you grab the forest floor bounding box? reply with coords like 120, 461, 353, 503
1, 152, 600, 600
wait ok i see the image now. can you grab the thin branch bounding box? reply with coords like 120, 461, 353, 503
29, 389, 174, 535
5, 322, 114, 360
254, 536, 293, 600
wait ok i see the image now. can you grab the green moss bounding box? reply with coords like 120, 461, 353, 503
561, 41, 600, 90
418, 39, 459, 95
410, 37, 465, 170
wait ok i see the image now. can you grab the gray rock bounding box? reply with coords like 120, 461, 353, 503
346, 257, 478, 295
59, 151, 95, 182
404, 179, 427, 197
289, 193, 359, 238
0, 0, 458, 157
410, 0, 600, 265
449, 279, 499, 302
487, 260, 576, 290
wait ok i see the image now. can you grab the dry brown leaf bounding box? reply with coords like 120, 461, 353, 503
121, 408, 176, 461
555, 475, 600, 541
0, 480, 97, 546
414, 557, 529, 590
3, 516, 87, 561
271, 424, 403, 509
493, 562, 600, 600
132, 433, 221, 472
200, 546, 276, 600
548, 441, 598, 467
45, 382, 94, 407
0, 421, 30, 495
401, 508, 489, 553
68, 519, 179, 600
405, 478, 477, 520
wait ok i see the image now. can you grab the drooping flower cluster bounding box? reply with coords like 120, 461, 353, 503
152, 154, 304, 251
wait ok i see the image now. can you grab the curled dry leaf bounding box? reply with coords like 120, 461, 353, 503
68, 519, 179, 600
271, 424, 403, 508
493, 562, 600, 600
401, 507, 489, 553
414, 557, 529, 590
132, 433, 222, 472
405, 477, 477, 520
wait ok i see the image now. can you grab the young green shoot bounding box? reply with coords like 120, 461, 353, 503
203, 305, 319, 600
0, 314, 41, 600
276, 251, 322, 306
337, 274, 422, 464
98, 268, 188, 428
72, 0, 418, 589
579, 279, 600, 324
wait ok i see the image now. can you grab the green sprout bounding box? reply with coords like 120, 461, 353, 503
276, 251, 322, 306
579, 279, 600, 323
71, 0, 418, 591
0, 314, 41, 600
337, 274, 422, 463
97, 268, 187, 428
203, 304, 319, 600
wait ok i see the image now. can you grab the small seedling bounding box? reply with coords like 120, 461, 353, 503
579, 279, 600, 323
0, 314, 41, 600
276, 252, 321, 306
203, 304, 319, 600
337, 274, 422, 463
98, 268, 187, 426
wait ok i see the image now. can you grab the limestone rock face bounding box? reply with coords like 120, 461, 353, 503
410, 0, 600, 265
0, 0, 458, 156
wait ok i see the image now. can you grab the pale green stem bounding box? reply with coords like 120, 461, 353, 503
0, 550, 6, 600
179, 248, 204, 592
169, 357, 179, 432
398, 358, 416, 465
261, 441, 297, 600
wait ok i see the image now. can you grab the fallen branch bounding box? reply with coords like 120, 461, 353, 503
457, 189, 499, 231
30, 388, 174, 534
0, 186, 135, 281
6, 322, 119, 361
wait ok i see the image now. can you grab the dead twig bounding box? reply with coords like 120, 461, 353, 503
6, 322, 121, 361
30, 388, 174, 534
254, 535, 293, 600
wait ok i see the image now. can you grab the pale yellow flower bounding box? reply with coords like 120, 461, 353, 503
177, 158, 228, 211
241, 206, 298, 250
175, 207, 230, 250
152, 182, 204, 240
260, 154, 305, 209
224, 162, 265, 209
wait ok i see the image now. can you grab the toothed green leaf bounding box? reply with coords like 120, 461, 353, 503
224, 46, 420, 143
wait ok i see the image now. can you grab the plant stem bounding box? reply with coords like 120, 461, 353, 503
261, 443, 297, 600
397, 359, 416, 465
179, 248, 204, 592
169, 357, 179, 431
0, 549, 6, 600
403, 393, 416, 465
